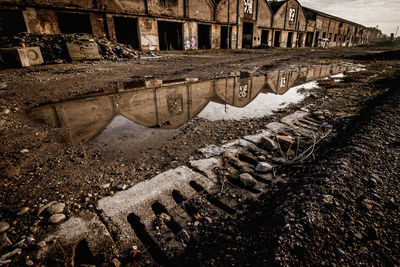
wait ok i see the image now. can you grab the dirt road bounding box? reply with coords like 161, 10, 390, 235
0, 47, 399, 266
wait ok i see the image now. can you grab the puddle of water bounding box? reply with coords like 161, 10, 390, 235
27, 63, 359, 154
198, 81, 318, 121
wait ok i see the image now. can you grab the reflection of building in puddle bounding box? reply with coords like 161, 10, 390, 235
28, 79, 214, 145
213, 72, 265, 107
28, 64, 350, 145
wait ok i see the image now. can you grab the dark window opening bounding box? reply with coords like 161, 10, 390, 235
220, 26, 232, 49
274, 31, 281, 47
113, 17, 140, 49
242, 22, 254, 48
297, 32, 303, 47
334, 34, 337, 42
157, 21, 183, 50
0, 10, 26, 36
305, 32, 313, 47
57, 12, 92, 34
287, 32, 293, 47
198, 24, 211, 49
322, 32, 326, 38
314, 31, 320, 47
261, 30, 269, 46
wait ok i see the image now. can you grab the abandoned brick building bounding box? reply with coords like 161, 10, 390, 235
0, 0, 372, 50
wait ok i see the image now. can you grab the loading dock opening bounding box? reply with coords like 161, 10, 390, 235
261, 30, 269, 46
287, 32, 293, 47
220, 26, 232, 49
242, 22, 253, 48
297, 32, 303, 47
157, 21, 183, 51
305, 32, 314, 47
0, 10, 26, 36
314, 32, 320, 47
57, 12, 92, 34
198, 24, 211, 49
113, 17, 140, 49
274, 31, 281, 47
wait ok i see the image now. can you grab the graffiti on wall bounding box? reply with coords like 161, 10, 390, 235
143, 35, 156, 50
239, 85, 248, 98
289, 8, 296, 22
184, 36, 197, 50
280, 76, 286, 88
244, 0, 253, 14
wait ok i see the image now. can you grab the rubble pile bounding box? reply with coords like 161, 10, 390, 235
1, 33, 157, 63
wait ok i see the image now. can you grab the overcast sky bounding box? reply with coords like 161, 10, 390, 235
299, 0, 400, 35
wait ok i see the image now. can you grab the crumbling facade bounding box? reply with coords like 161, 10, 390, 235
0, 0, 372, 50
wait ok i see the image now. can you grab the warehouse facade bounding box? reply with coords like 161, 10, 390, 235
0, 0, 372, 50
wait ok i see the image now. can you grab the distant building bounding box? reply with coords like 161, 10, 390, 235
0, 0, 372, 50
370, 27, 383, 41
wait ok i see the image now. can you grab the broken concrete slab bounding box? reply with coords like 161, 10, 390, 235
66, 38, 101, 61
197, 144, 224, 158
35, 212, 115, 265
281, 110, 308, 126
243, 129, 273, 144
97, 166, 215, 254
189, 157, 223, 184
0, 46, 43, 67
266, 122, 287, 133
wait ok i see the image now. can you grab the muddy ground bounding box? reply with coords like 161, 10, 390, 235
0, 46, 400, 265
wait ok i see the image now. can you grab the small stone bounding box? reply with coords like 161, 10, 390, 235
354, 232, 363, 240
177, 230, 190, 243
198, 144, 223, 158
20, 149, 29, 153
26, 260, 34, 266
46, 203, 65, 215
0, 222, 10, 233
170, 161, 180, 168
0, 107, 10, 115
369, 178, 378, 187
37, 241, 46, 248
194, 221, 200, 226
110, 258, 121, 267
359, 247, 368, 254
322, 122, 332, 129
48, 214, 66, 224
255, 162, 273, 173
323, 195, 334, 205
361, 198, 374, 210
16, 207, 29, 216
100, 183, 110, 189
260, 136, 279, 151
26, 236, 35, 243
116, 184, 127, 190
159, 213, 171, 223
312, 110, 324, 117
371, 174, 383, 184
0, 233, 12, 249
257, 155, 266, 161
336, 248, 345, 256
239, 173, 257, 187
275, 135, 294, 149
